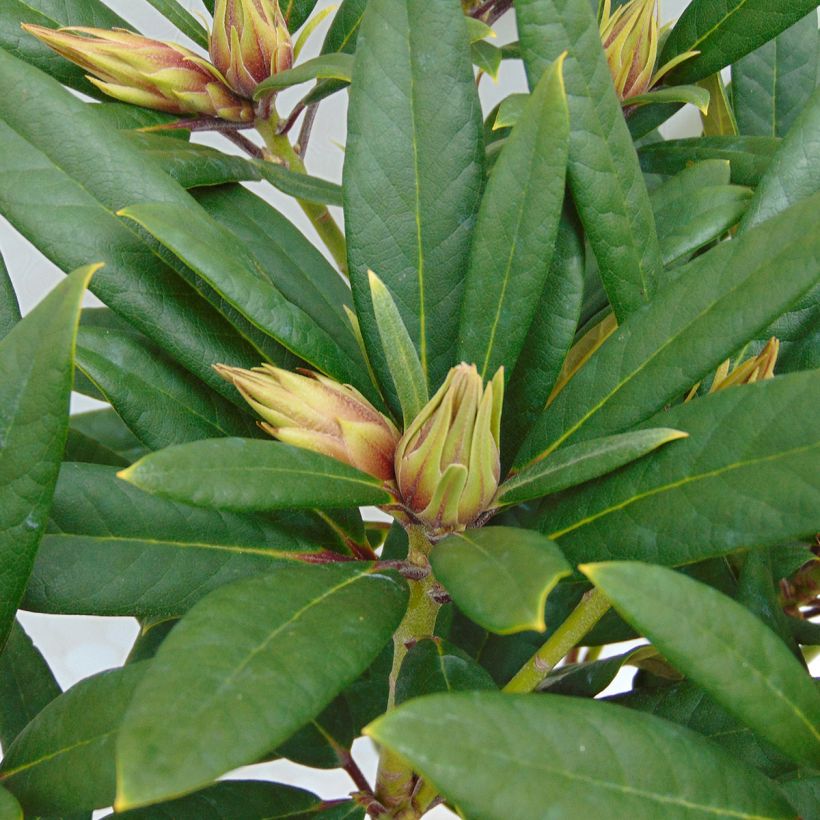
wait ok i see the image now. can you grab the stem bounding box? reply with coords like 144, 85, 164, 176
255, 115, 348, 276
504, 588, 610, 693
375, 526, 441, 816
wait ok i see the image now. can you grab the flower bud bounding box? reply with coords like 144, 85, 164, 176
23, 25, 254, 122
600, 0, 659, 101
210, 0, 293, 99
394, 363, 504, 536
710, 337, 780, 392
215, 363, 400, 481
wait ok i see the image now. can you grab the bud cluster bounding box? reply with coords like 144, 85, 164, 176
24, 0, 293, 122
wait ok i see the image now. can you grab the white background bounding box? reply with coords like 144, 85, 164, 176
3, 0, 713, 815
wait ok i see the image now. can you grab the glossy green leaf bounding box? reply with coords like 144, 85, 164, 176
395, 637, 496, 705
116, 564, 408, 808
25, 463, 329, 617
584, 562, 820, 769
68, 408, 146, 463
276, 694, 353, 770
0, 620, 60, 749
516, 194, 820, 465
431, 528, 571, 635
119, 202, 369, 395
255, 53, 354, 95
115, 780, 354, 819
120, 438, 392, 512
649, 159, 732, 210
76, 324, 257, 450
493, 92, 528, 130
660, 0, 819, 84
537, 372, 820, 567
323, 0, 366, 53
63, 427, 130, 467
0, 265, 94, 649
499, 428, 687, 505
0, 251, 19, 340
625, 84, 711, 113
0, 663, 146, 815
733, 12, 818, 138
345, 0, 484, 391
258, 161, 344, 206
501, 205, 584, 467
517, 0, 663, 321
615, 680, 803, 781
639, 136, 779, 186
367, 692, 795, 819
368, 270, 427, 426
0, 786, 21, 820
142, 0, 208, 48
283, 0, 319, 31
0, 49, 274, 401
458, 56, 569, 380
698, 73, 738, 136
471, 40, 502, 79
779, 776, 820, 818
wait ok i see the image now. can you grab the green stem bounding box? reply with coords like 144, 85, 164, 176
503, 588, 610, 694
255, 116, 349, 276
375, 526, 440, 816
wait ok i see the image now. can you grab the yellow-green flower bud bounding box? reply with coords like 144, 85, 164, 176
210, 0, 293, 100
23, 25, 254, 122
394, 363, 504, 536
215, 363, 400, 481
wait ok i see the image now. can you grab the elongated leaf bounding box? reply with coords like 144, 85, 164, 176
625, 84, 711, 113
733, 12, 818, 138
537, 372, 820, 567
120, 438, 392, 511
517, 0, 663, 321
0, 251, 19, 340
499, 428, 687, 505
367, 692, 795, 819
142, 0, 208, 48
395, 638, 496, 705
69, 407, 145, 463
698, 73, 738, 136
501, 205, 584, 467
649, 159, 732, 211
256, 53, 354, 95
431, 528, 571, 635
458, 56, 569, 380
116, 564, 407, 808
660, 0, 819, 84
779, 777, 820, 818
116, 780, 354, 819
516, 193, 820, 465
0, 620, 60, 749
25, 463, 328, 617
639, 136, 779, 186
584, 562, 820, 769
0, 49, 277, 401
283, 0, 319, 31
0, 663, 146, 815
0, 786, 21, 820
345, 0, 484, 392
0, 265, 94, 649
258, 161, 344, 206
368, 271, 427, 425
64, 427, 130, 467
614, 681, 802, 781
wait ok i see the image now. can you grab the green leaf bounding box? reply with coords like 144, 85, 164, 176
431, 527, 571, 635
0, 786, 21, 820
499, 428, 688, 505
68, 407, 146, 463
471, 40, 503, 79
639, 136, 779, 186
517, 0, 663, 321
258, 161, 344, 207
493, 92, 528, 130
275, 694, 353, 769
0, 620, 60, 749
283, 0, 319, 31
698, 73, 738, 136
0, 264, 94, 649
63, 427, 130, 467
118, 202, 369, 395
625, 84, 711, 113
395, 637, 496, 705
537, 371, 820, 567
458, 56, 569, 381
501, 205, 584, 467
515, 193, 820, 465
779, 776, 820, 819
649, 159, 732, 210
0, 251, 19, 341
0, 663, 146, 815
120, 438, 392, 512
367, 692, 796, 819
733, 12, 819, 138
255, 53, 354, 95
116, 564, 408, 808
345, 0, 485, 391
0, 49, 275, 402
660, 0, 820, 84
614, 680, 803, 781
322, 0, 366, 54
25, 463, 329, 617
115, 780, 353, 819
142, 0, 208, 48
583, 562, 820, 769
368, 270, 427, 426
